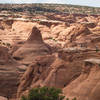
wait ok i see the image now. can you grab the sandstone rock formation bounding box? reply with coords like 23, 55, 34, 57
0, 14, 100, 100
77, 17, 88, 23
0, 46, 26, 98
0, 20, 36, 44
16, 46, 100, 100
17, 51, 83, 98
13, 27, 52, 65
61, 24, 93, 48
63, 58, 100, 100
0, 96, 7, 100
50, 23, 93, 48
0, 46, 10, 64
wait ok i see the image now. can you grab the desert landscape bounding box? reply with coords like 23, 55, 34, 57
0, 3, 100, 100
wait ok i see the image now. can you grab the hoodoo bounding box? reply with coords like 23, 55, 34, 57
13, 26, 52, 65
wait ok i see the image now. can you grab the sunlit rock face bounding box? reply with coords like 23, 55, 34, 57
63, 58, 100, 100
0, 12, 100, 100
12, 27, 52, 65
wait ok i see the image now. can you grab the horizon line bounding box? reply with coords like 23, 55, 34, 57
0, 3, 99, 8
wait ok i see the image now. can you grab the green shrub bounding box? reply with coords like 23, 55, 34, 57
21, 87, 65, 100
21, 87, 77, 100
95, 47, 99, 52
72, 97, 77, 100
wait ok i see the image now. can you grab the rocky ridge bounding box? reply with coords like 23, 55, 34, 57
0, 14, 100, 100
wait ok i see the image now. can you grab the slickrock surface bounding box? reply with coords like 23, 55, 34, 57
63, 58, 100, 100
0, 14, 100, 100
17, 53, 82, 98
0, 20, 36, 44
0, 96, 7, 100
17, 47, 100, 99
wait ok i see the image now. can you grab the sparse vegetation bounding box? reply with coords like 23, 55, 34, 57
66, 97, 77, 100
21, 87, 65, 100
21, 87, 77, 100
0, 4, 100, 16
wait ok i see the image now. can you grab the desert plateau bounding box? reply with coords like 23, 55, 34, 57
0, 3, 100, 100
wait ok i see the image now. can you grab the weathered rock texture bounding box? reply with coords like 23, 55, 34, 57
0, 46, 26, 98
0, 96, 7, 100
13, 27, 52, 65
17, 51, 83, 98
17, 47, 100, 100
63, 58, 100, 100
0, 14, 100, 100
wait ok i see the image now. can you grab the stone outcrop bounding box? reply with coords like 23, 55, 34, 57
0, 96, 7, 100
0, 46, 10, 64
17, 52, 82, 98
0, 46, 26, 98
0, 14, 100, 100
17, 46, 100, 100
13, 27, 52, 65
63, 58, 100, 100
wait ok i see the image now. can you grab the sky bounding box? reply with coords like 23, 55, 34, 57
0, 0, 100, 7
